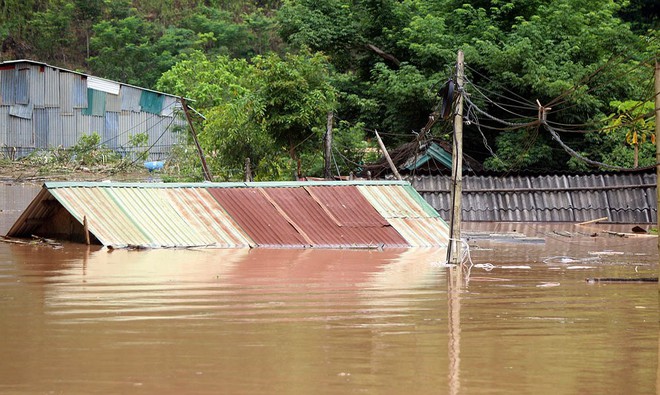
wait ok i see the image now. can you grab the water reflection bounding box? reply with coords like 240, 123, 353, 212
0, 223, 658, 394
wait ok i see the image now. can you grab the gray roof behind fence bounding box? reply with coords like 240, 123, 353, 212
410, 173, 657, 224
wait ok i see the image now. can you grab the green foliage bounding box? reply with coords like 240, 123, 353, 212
367, 63, 439, 145
277, 0, 360, 66
28, 1, 76, 62
1, 0, 656, 176
598, 99, 656, 168
127, 132, 150, 162
159, 49, 342, 180
180, 7, 251, 56
483, 128, 555, 172
71, 132, 120, 165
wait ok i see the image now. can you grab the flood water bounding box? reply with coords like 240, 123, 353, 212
1, 183, 658, 394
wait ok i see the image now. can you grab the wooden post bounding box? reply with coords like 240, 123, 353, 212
180, 98, 213, 182
654, 60, 660, 391
446, 50, 465, 265
324, 111, 334, 180
375, 130, 403, 181
244, 157, 252, 182
654, 59, 660, 293
83, 215, 90, 245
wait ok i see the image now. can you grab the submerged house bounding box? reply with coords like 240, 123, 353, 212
0, 59, 186, 160
7, 180, 449, 249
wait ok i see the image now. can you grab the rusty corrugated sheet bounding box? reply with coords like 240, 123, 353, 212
8, 181, 449, 249
49, 186, 238, 248
358, 185, 434, 219
52, 187, 154, 247
304, 185, 389, 227
163, 188, 253, 248
357, 185, 449, 247
208, 188, 308, 248
264, 187, 409, 248
387, 218, 449, 247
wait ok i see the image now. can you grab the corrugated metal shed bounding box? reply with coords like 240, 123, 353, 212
411, 173, 657, 224
28, 65, 45, 107
0, 59, 186, 160
0, 65, 16, 105
15, 67, 29, 104
43, 65, 60, 107
7, 181, 449, 249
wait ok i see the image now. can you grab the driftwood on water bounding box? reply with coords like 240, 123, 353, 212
586, 277, 658, 284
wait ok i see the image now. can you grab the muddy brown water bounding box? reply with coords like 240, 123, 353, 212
1, 184, 658, 394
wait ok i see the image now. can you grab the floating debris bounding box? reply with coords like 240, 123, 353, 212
586, 277, 658, 284
588, 251, 624, 256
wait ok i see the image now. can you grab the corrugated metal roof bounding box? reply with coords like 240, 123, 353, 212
357, 185, 449, 247
264, 186, 408, 248
305, 185, 389, 227
387, 217, 449, 247
46, 186, 246, 248
163, 188, 253, 248
1, 60, 185, 99
208, 187, 309, 248
8, 181, 448, 249
87, 76, 120, 95
411, 173, 658, 224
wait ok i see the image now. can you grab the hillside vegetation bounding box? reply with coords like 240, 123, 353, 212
1, 0, 658, 180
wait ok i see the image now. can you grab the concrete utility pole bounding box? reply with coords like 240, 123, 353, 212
324, 111, 334, 180
446, 50, 465, 265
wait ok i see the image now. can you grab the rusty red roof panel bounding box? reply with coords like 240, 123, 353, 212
264, 187, 409, 248
208, 188, 308, 248
304, 185, 389, 227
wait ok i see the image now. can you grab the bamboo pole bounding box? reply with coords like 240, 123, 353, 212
375, 130, 403, 181
446, 50, 465, 265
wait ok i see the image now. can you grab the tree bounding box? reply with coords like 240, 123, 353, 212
28, 1, 76, 62
158, 50, 343, 180
601, 100, 656, 168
